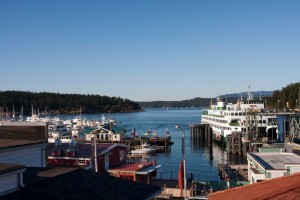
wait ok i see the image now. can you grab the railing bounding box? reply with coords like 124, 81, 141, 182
154, 172, 194, 181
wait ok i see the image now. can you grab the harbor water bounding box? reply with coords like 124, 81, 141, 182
58, 108, 245, 181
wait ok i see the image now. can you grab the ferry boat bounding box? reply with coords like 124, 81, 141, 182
201, 88, 277, 144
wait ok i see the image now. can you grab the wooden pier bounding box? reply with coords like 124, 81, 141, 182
190, 124, 213, 146
218, 164, 248, 181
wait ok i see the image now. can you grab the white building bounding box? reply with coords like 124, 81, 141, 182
247, 148, 300, 183
0, 122, 48, 196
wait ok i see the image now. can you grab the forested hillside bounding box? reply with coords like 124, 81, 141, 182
0, 91, 142, 114
264, 82, 300, 109
138, 97, 211, 108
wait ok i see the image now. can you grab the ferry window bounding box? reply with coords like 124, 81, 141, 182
263, 120, 266, 123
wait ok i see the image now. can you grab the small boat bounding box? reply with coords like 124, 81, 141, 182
48, 135, 75, 143
131, 143, 156, 154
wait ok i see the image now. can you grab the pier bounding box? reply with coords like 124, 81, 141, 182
190, 124, 213, 146
218, 164, 248, 182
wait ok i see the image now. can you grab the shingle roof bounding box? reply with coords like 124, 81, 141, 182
208, 172, 300, 200
1, 168, 162, 200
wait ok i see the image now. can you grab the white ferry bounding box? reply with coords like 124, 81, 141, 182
201, 89, 277, 143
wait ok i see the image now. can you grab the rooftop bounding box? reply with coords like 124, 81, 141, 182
249, 152, 300, 170
109, 162, 153, 172
208, 172, 300, 200
0, 163, 25, 175
1, 167, 162, 200
46, 143, 128, 158
0, 122, 47, 149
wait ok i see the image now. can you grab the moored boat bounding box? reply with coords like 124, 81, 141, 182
131, 143, 156, 154
201, 87, 278, 144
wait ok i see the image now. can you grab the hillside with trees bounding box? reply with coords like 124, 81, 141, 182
138, 97, 211, 108
264, 82, 300, 109
0, 91, 142, 115
138, 91, 274, 108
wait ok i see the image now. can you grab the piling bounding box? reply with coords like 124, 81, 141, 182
226, 132, 243, 154
190, 124, 212, 146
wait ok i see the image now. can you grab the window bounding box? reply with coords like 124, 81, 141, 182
78, 160, 86, 165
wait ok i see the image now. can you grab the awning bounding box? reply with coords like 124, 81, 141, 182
136, 165, 162, 175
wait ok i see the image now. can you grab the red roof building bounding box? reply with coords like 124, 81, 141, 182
46, 142, 128, 172
108, 161, 161, 184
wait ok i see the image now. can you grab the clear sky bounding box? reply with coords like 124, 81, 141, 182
0, 0, 299, 101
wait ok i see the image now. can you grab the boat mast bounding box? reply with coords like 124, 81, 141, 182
20, 106, 23, 122
80, 106, 82, 119
260, 91, 262, 101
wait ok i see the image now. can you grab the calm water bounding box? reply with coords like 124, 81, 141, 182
58, 108, 243, 181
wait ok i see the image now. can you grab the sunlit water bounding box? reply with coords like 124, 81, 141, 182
57, 108, 246, 181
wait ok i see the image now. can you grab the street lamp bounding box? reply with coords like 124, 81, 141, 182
176, 125, 187, 200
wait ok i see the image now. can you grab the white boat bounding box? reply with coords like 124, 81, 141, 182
131, 143, 156, 154
48, 119, 68, 136
48, 135, 75, 143
201, 87, 278, 143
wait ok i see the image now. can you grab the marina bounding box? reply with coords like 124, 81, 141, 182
2, 106, 300, 199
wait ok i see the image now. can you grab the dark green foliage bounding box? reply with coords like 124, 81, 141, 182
138, 97, 211, 108
264, 82, 300, 109
0, 91, 142, 114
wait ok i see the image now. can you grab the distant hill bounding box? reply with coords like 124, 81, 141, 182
0, 91, 142, 114
138, 91, 274, 108
138, 97, 211, 108
220, 91, 273, 98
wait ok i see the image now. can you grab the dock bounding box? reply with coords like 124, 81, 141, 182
218, 164, 248, 181
190, 124, 213, 146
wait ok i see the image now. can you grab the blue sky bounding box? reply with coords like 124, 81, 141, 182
0, 0, 299, 101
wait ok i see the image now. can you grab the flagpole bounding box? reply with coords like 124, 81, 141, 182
176, 125, 187, 200
182, 128, 187, 200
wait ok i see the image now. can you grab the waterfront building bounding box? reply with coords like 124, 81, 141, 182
85, 126, 126, 142
108, 161, 161, 184
47, 142, 128, 172
0, 122, 48, 196
247, 148, 300, 183
0, 121, 162, 199
0, 122, 48, 167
